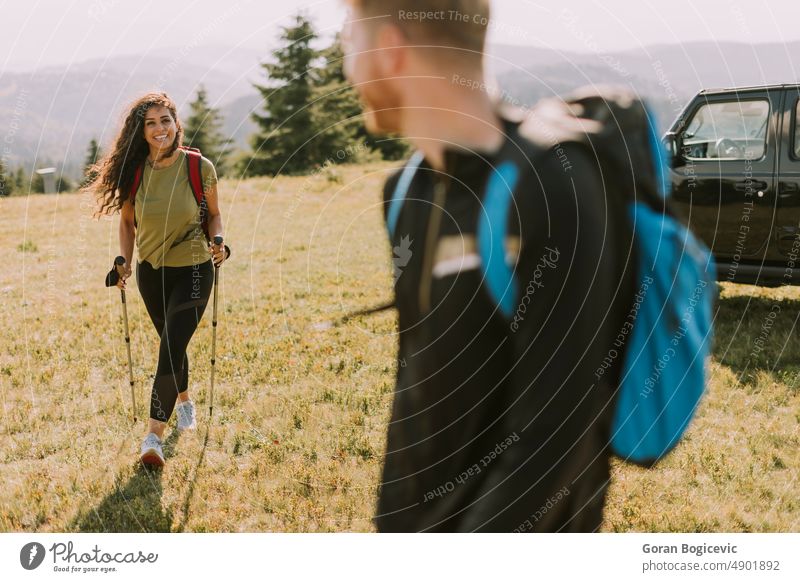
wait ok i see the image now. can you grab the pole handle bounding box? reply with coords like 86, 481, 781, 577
211, 236, 231, 264
105, 256, 127, 288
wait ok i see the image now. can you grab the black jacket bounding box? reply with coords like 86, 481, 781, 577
375, 116, 634, 532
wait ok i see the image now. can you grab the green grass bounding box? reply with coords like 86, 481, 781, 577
0, 164, 797, 532
17, 240, 38, 253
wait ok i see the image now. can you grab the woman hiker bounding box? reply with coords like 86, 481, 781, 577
87, 92, 227, 467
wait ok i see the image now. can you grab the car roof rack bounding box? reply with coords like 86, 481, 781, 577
700, 83, 800, 94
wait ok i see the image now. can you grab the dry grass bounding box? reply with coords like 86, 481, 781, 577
0, 163, 797, 532
604, 283, 800, 532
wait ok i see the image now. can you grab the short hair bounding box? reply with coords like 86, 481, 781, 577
348, 0, 490, 62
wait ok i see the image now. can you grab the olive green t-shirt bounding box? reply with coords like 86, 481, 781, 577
134, 149, 218, 269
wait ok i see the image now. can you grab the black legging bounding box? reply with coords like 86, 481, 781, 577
136, 259, 214, 422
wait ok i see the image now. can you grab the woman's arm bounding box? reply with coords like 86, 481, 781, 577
204, 182, 226, 265
117, 198, 135, 288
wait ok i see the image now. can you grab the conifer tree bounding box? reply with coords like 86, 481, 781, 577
183, 86, 231, 176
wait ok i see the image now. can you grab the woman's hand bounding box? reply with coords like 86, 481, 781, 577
116, 262, 132, 290
210, 239, 226, 267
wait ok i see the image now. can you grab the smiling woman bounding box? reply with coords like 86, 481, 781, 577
82, 92, 228, 469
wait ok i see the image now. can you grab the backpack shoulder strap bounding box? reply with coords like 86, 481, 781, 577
386, 150, 425, 239
475, 119, 545, 320
129, 164, 144, 203
180, 147, 210, 242
386, 137, 535, 320
477, 159, 521, 319
129, 163, 145, 228
181, 147, 204, 205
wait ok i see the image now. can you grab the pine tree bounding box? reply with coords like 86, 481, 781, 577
0, 159, 11, 196
247, 13, 320, 176
58, 174, 74, 193
80, 138, 102, 188
183, 86, 231, 176
14, 167, 26, 194
31, 170, 73, 194
311, 34, 363, 164
31, 172, 45, 194
314, 35, 408, 162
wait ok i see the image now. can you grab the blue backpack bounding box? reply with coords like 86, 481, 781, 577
387, 87, 716, 466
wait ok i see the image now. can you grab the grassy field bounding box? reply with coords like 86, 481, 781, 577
0, 162, 798, 532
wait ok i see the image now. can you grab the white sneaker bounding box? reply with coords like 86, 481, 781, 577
176, 400, 197, 431
140, 433, 165, 467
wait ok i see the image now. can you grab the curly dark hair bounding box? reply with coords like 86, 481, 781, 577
86, 92, 183, 217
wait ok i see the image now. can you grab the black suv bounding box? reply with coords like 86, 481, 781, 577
664, 84, 800, 286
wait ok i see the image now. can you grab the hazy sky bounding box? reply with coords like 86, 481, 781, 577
2, 0, 800, 71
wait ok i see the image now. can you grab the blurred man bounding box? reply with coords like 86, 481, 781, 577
342, 0, 630, 532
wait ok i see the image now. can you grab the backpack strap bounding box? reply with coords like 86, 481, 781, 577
477, 160, 521, 319
385, 140, 531, 320
129, 164, 144, 227
180, 146, 210, 243
129, 164, 144, 203
386, 150, 425, 239
475, 118, 541, 320
181, 146, 204, 205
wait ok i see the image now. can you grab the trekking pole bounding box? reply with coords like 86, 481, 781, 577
209, 235, 224, 418
105, 256, 137, 423
311, 301, 396, 331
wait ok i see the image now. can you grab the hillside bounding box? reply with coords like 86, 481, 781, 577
3, 41, 799, 179
1, 167, 798, 532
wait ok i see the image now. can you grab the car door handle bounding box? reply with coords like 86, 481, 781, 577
734, 180, 768, 192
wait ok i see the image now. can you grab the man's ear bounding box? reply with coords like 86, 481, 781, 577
373, 23, 408, 78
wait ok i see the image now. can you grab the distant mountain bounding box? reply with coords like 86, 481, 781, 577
492, 40, 800, 129
221, 93, 263, 151
0, 44, 265, 177
1, 41, 799, 179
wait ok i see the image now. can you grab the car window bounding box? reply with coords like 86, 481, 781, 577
681, 100, 769, 160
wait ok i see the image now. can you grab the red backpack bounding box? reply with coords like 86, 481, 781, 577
129, 145, 210, 242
